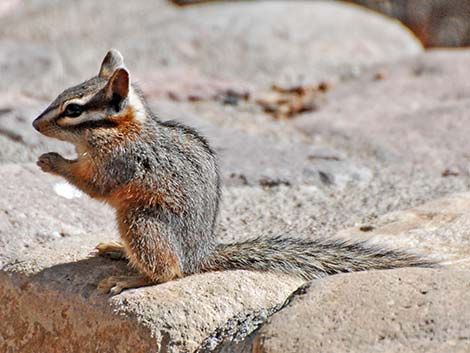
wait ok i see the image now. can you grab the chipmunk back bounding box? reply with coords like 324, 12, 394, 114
33, 50, 434, 294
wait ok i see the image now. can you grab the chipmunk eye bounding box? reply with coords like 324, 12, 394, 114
64, 103, 83, 118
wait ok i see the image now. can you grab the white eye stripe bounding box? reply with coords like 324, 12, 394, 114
56, 86, 146, 127
63, 94, 94, 108
58, 93, 104, 127
58, 112, 107, 127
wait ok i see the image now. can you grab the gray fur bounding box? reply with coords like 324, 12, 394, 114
202, 236, 436, 280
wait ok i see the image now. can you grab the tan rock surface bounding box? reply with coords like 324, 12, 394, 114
0, 164, 114, 268
1, 255, 301, 353
0, 1, 469, 352
0, 0, 423, 166
1, 161, 469, 352
253, 268, 470, 353
0, 164, 303, 353
293, 49, 470, 175
0, 1, 422, 95
337, 192, 470, 269
217, 193, 470, 352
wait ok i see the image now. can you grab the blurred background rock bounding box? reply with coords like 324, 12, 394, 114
172, 0, 470, 48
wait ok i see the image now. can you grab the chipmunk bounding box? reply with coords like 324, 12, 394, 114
33, 50, 434, 295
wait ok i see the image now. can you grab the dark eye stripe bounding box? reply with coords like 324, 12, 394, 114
74, 120, 119, 129
56, 90, 113, 124
63, 103, 83, 118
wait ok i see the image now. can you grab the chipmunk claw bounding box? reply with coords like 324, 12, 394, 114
109, 284, 125, 295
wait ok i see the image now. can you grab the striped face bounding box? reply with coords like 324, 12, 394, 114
32, 50, 145, 144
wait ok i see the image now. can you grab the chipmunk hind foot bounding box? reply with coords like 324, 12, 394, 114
98, 274, 154, 295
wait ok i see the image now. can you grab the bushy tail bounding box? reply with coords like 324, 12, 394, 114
201, 236, 436, 280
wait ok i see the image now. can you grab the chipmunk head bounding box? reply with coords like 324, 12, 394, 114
33, 49, 145, 146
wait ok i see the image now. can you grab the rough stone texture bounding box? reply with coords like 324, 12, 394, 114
0, 164, 114, 268
2, 164, 470, 352
0, 272, 156, 353
215, 193, 470, 352
346, 0, 470, 47
209, 126, 372, 188
336, 192, 470, 268
0, 257, 301, 353
253, 268, 470, 353
293, 49, 470, 175
0, 165, 303, 353
1, 1, 470, 352
0, 0, 421, 95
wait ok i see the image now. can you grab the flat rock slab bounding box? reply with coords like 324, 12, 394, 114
0, 164, 303, 353
0, 97, 372, 188
294, 49, 470, 174
0, 0, 423, 167
0, 164, 114, 268
0, 0, 421, 96
1, 162, 470, 352
337, 192, 470, 268
1, 253, 301, 353
253, 268, 470, 353
216, 193, 470, 352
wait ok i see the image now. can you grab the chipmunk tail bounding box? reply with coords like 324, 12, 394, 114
201, 236, 437, 280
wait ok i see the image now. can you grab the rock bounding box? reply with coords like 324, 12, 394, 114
252, 268, 470, 353
0, 163, 303, 352
132, 1, 422, 88
0, 95, 75, 163
3, 94, 371, 188
0, 2, 468, 352
336, 192, 470, 268
0, 1, 421, 94
0, 164, 114, 268
0, 40, 64, 97
0, 238, 301, 353
215, 192, 470, 352
217, 191, 470, 270
1, 161, 469, 352
293, 49, 470, 175
0, 135, 35, 163
172, 0, 470, 48
0, 0, 19, 18
345, 0, 470, 47
209, 127, 371, 188
0, 0, 423, 167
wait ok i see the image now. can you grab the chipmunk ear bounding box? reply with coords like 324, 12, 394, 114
105, 67, 130, 110
99, 49, 125, 78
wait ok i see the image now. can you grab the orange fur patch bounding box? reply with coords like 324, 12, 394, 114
107, 180, 185, 214
113, 106, 142, 139
68, 154, 102, 198
127, 245, 183, 283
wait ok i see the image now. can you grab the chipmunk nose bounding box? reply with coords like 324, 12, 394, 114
32, 117, 42, 132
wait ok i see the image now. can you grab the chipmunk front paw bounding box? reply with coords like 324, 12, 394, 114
95, 241, 128, 260
37, 152, 65, 174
